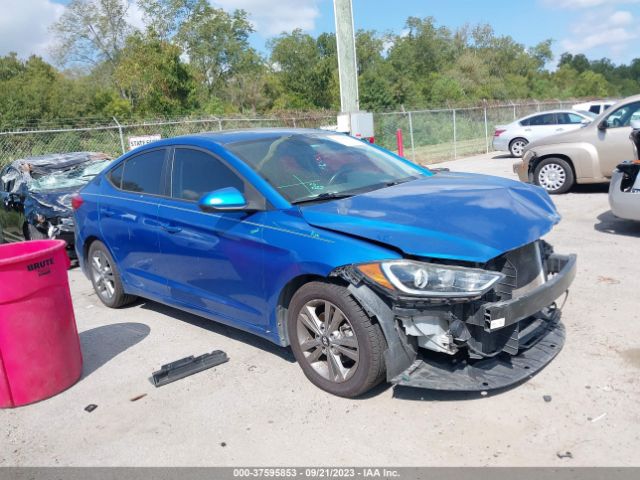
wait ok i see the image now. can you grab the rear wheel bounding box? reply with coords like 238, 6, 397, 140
288, 282, 387, 397
509, 138, 528, 157
534, 157, 575, 194
88, 240, 136, 308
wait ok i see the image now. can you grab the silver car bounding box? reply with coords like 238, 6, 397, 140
493, 110, 595, 157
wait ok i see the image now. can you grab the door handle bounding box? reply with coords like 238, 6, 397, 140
100, 208, 116, 217
160, 223, 182, 234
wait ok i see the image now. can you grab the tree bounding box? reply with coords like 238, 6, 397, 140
268, 29, 338, 109
113, 32, 195, 116
50, 0, 135, 68
176, 1, 259, 93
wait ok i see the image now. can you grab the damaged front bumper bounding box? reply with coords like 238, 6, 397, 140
339, 249, 576, 391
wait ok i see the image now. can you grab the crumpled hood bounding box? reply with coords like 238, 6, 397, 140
24, 189, 75, 222
300, 172, 560, 263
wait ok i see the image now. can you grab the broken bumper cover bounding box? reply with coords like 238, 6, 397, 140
393, 316, 565, 391
394, 253, 576, 391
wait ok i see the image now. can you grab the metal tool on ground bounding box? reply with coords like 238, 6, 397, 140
151, 350, 229, 387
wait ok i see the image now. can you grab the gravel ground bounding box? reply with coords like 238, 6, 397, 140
2, 152, 639, 467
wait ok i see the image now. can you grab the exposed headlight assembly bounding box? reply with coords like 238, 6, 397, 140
357, 260, 504, 298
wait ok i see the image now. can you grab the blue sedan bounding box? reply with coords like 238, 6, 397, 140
73, 129, 576, 397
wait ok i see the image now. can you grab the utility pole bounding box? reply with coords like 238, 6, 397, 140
333, 0, 374, 140
333, 0, 359, 113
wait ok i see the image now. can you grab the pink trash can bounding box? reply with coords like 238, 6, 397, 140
0, 240, 82, 408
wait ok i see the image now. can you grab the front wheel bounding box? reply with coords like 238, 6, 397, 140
288, 282, 387, 397
534, 157, 575, 194
88, 240, 136, 308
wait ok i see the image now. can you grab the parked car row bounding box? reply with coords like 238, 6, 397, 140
513, 94, 640, 194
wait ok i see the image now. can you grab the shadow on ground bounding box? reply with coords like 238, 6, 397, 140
138, 300, 295, 363
492, 154, 514, 160
79, 322, 150, 378
570, 183, 609, 194
595, 210, 640, 237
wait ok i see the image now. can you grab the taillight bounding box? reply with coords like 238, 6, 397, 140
494, 129, 506, 137
71, 194, 84, 210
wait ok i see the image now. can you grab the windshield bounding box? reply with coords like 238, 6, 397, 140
226, 133, 428, 203
29, 159, 112, 192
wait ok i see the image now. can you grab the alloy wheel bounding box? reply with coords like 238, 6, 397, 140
91, 250, 116, 301
296, 299, 359, 383
538, 163, 566, 191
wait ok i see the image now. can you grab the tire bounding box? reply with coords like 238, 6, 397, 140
27, 223, 48, 240
288, 281, 387, 397
533, 157, 575, 194
88, 240, 136, 308
509, 138, 528, 157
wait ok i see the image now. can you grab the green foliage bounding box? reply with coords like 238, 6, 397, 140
3, 9, 640, 129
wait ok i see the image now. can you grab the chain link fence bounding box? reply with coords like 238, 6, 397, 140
0, 114, 337, 166
0, 100, 581, 167
374, 99, 579, 164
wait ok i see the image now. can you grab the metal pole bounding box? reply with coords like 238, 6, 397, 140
112, 116, 126, 154
484, 106, 489, 154
333, 0, 359, 113
408, 111, 415, 161
396, 129, 404, 157
452, 109, 457, 160
510, 100, 516, 120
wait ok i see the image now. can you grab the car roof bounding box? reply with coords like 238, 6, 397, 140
517, 109, 589, 121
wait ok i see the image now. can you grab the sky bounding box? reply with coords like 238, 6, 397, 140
2, 0, 640, 66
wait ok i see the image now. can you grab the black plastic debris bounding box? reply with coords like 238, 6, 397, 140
84, 404, 98, 413
151, 350, 229, 387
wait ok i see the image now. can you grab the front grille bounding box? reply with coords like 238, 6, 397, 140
485, 242, 545, 301
466, 242, 546, 358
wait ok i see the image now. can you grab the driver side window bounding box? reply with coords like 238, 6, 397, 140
604, 101, 640, 129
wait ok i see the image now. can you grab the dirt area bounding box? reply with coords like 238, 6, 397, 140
2, 152, 639, 466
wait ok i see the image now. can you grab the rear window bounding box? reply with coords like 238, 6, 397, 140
119, 149, 165, 195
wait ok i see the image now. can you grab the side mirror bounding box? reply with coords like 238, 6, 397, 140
198, 187, 248, 212
580, 118, 591, 125
631, 120, 640, 130
597, 120, 608, 131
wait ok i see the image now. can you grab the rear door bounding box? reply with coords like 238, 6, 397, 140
98, 148, 168, 298
156, 147, 268, 327
595, 101, 640, 176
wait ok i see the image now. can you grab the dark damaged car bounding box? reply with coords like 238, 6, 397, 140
74, 130, 577, 397
0, 152, 112, 257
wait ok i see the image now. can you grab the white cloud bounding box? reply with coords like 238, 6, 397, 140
560, 9, 638, 61
0, 0, 64, 59
212, 0, 322, 36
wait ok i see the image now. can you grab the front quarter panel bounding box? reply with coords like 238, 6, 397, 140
259, 208, 402, 345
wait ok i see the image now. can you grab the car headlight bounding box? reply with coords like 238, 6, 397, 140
357, 260, 504, 298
